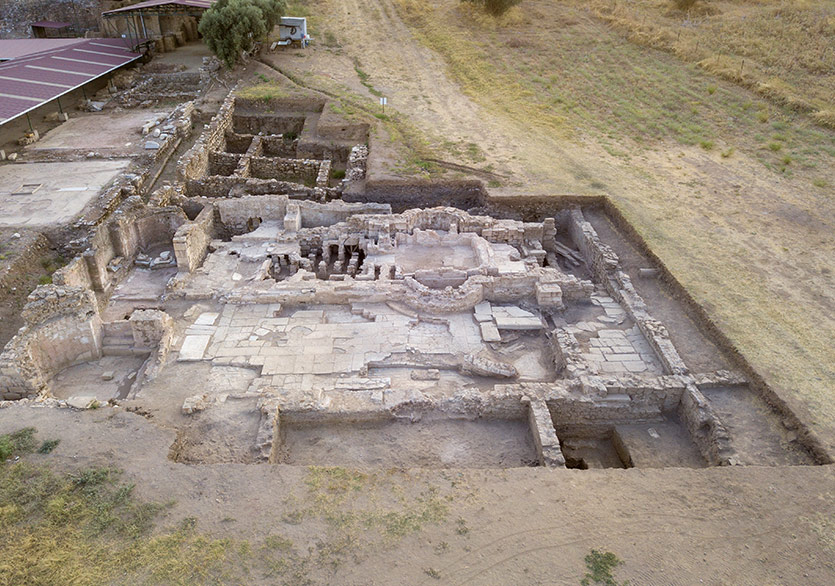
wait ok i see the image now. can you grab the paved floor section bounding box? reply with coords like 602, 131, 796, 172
30, 110, 169, 153
0, 160, 129, 226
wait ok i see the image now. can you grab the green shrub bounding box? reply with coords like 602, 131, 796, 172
199, 0, 287, 68
463, 0, 522, 17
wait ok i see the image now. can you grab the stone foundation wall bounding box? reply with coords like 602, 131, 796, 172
55, 202, 186, 295
173, 206, 215, 273
0, 286, 102, 400
347, 180, 486, 212
249, 156, 322, 185
568, 208, 688, 376
208, 151, 241, 177
178, 90, 236, 182
233, 114, 306, 136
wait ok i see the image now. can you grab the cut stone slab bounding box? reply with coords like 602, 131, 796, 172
506, 306, 535, 318
66, 396, 98, 409
195, 312, 219, 326
494, 316, 543, 330
179, 335, 211, 361
480, 322, 502, 342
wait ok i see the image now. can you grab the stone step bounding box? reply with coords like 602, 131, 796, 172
101, 345, 150, 357
102, 321, 132, 337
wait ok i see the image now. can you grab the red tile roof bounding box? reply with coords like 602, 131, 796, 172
0, 39, 143, 125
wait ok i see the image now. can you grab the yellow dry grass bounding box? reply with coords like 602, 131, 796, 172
589, 0, 835, 127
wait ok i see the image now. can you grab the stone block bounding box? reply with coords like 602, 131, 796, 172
494, 316, 543, 331
479, 322, 502, 342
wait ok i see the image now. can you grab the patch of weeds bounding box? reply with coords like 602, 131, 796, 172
455, 517, 470, 535
757, 110, 769, 123
699, 140, 714, 150
781, 155, 792, 166
354, 62, 384, 97
237, 80, 290, 102
487, 179, 502, 188
331, 168, 346, 180
0, 427, 38, 460
707, 85, 717, 95
434, 541, 449, 554
721, 147, 735, 158
322, 31, 339, 47
37, 439, 60, 454
581, 549, 628, 586
38, 275, 52, 285
812, 178, 829, 188
263, 534, 294, 552
768, 142, 783, 152
424, 567, 442, 580
88, 400, 101, 410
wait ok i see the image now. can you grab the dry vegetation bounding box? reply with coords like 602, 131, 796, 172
590, 0, 835, 128
0, 425, 457, 585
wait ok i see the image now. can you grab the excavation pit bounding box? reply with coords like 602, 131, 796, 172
278, 417, 539, 469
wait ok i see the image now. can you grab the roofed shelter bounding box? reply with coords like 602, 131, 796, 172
101, 0, 213, 53
30, 21, 75, 39
0, 38, 144, 131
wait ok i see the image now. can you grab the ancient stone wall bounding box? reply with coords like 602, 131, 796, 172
178, 91, 236, 183
346, 180, 487, 211
0, 286, 102, 400
173, 206, 215, 273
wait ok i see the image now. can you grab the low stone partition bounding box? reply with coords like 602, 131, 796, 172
678, 384, 738, 466
0, 286, 102, 400
128, 309, 174, 381
249, 156, 325, 186
567, 208, 689, 376
173, 206, 215, 273
524, 397, 566, 467
178, 88, 237, 183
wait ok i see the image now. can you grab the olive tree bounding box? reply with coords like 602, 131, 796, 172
199, 0, 286, 68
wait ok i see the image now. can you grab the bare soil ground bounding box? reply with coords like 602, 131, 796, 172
1, 404, 833, 585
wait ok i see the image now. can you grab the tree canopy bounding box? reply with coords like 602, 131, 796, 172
199, 0, 287, 68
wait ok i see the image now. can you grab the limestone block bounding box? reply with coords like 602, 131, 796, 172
479, 322, 502, 342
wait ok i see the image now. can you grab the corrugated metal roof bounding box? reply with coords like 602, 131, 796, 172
0, 39, 85, 61
102, 0, 214, 16
30, 21, 73, 29
0, 39, 142, 125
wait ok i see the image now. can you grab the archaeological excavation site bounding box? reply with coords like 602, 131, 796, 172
1, 86, 826, 474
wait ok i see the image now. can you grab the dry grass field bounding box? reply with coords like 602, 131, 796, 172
276, 0, 835, 453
